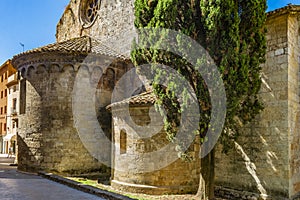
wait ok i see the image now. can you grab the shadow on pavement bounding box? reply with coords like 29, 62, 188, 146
0, 154, 41, 179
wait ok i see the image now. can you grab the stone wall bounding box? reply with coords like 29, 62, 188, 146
56, 0, 136, 57
110, 105, 201, 195
288, 11, 300, 198
14, 51, 130, 175
17, 58, 102, 174
215, 7, 300, 200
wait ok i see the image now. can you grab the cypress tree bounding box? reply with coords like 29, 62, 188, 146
131, 0, 267, 198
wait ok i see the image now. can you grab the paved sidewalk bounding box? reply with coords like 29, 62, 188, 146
0, 154, 105, 200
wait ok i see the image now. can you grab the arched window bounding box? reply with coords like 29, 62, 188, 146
120, 130, 127, 154
26, 66, 35, 78
103, 68, 115, 90
90, 66, 102, 86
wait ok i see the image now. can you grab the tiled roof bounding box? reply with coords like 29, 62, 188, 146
107, 91, 157, 109
13, 36, 127, 60
267, 4, 300, 17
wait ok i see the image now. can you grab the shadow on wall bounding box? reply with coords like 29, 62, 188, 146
215, 71, 291, 199
234, 141, 268, 200
17, 134, 39, 173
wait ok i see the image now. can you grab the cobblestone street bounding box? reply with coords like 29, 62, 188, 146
0, 154, 104, 200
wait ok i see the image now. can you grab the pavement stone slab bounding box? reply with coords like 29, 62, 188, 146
0, 154, 106, 200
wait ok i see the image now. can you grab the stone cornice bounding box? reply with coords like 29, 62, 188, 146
267, 4, 300, 19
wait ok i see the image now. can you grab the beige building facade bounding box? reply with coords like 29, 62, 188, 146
6, 72, 19, 157
0, 60, 17, 154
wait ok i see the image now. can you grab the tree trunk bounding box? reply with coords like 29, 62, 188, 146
196, 148, 215, 200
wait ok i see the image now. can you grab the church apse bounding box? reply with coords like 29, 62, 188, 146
12, 36, 131, 175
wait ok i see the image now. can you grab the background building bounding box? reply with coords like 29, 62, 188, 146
0, 59, 17, 154
5, 71, 19, 155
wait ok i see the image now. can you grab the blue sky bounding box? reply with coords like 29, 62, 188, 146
0, 0, 299, 65
0, 0, 69, 64
268, 0, 300, 11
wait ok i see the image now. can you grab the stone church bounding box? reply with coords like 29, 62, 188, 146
10, 1, 300, 199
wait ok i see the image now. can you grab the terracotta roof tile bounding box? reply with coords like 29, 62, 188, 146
107, 91, 157, 109
13, 36, 127, 60
267, 4, 300, 17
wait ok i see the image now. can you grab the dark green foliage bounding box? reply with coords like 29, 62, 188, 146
132, 0, 267, 154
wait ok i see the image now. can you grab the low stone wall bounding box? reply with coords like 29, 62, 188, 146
215, 186, 268, 200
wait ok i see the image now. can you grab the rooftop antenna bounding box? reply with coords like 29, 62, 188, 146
19, 42, 24, 52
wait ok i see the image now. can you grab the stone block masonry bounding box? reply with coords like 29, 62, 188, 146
215, 6, 300, 200
56, 0, 136, 58
109, 102, 201, 195
13, 47, 131, 176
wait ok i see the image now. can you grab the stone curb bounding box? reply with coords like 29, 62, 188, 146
38, 171, 136, 200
